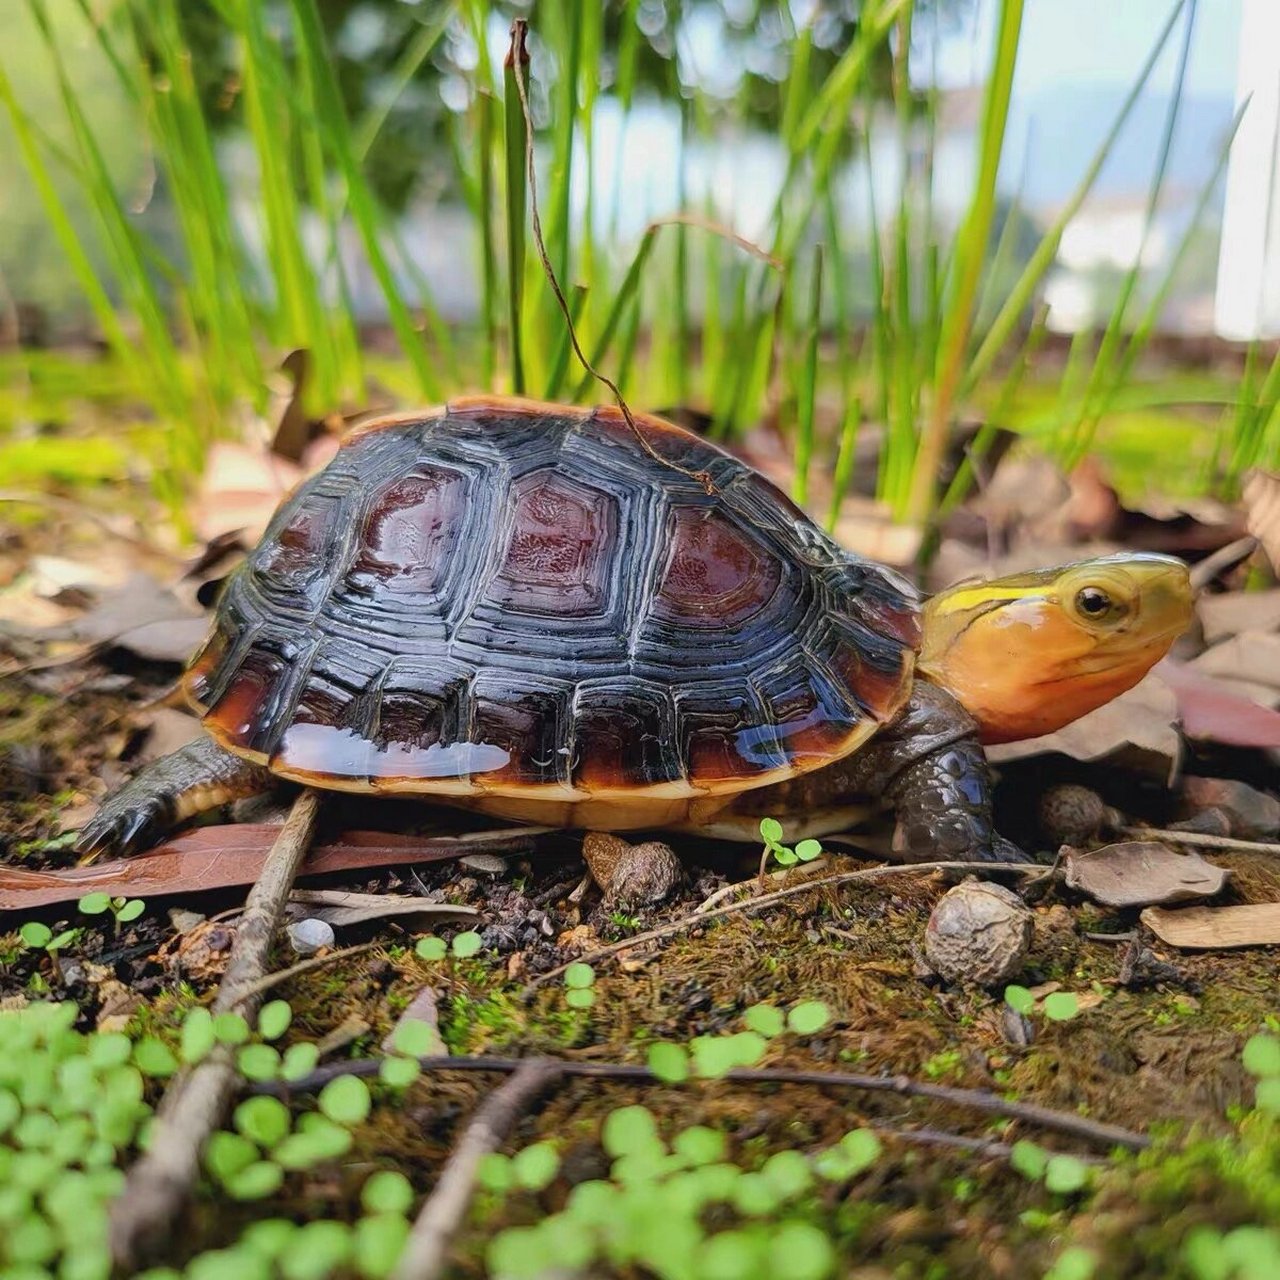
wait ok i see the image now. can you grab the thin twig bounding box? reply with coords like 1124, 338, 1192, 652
700, 857, 831, 914
524, 860, 1045, 993
506, 20, 716, 495
1188, 535, 1258, 591
108, 790, 322, 1270
392, 1059, 564, 1280
1120, 826, 1280, 857
259, 1052, 1147, 1152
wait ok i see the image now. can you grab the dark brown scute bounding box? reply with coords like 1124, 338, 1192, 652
187, 399, 919, 795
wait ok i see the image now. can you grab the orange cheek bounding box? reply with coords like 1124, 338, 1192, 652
932, 607, 1094, 744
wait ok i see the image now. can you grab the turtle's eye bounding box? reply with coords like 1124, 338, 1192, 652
1074, 586, 1125, 623
1076, 588, 1110, 615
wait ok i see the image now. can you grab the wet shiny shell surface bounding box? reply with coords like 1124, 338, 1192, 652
186, 398, 920, 801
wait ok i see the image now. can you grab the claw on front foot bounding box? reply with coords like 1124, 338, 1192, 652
75, 799, 170, 862
581, 832, 683, 906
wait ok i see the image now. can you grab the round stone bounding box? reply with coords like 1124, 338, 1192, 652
288, 918, 336, 957
923, 879, 1033, 987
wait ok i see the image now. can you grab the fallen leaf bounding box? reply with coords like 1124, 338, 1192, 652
94, 979, 142, 1034
192, 442, 303, 547
287, 889, 478, 929
0, 826, 539, 912
1176, 777, 1280, 840
1141, 902, 1280, 950
1157, 658, 1280, 748
988, 671, 1181, 779
1198, 589, 1280, 644
1188, 633, 1280, 706
1064, 842, 1229, 908
1243, 470, 1280, 573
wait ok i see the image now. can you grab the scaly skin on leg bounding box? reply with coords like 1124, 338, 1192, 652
76, 737, 275, 858
841, 683, 1020, 863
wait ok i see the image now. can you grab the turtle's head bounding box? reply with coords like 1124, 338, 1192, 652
918, 553, 1192, 744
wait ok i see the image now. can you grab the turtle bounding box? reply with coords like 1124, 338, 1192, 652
76, 397, 1193, 889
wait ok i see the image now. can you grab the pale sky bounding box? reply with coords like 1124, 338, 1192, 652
926, 0, 1242, 101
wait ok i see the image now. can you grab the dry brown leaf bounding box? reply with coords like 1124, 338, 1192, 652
1198, 589, 1280, 644
1189, 633, 1280, 705
1157, 658, 1280, 748
1243, 470, 1280, 573
28, 572, 205, 664
1176, 777, 1280, 839
0, 826, 539, 911
988, 671, 1180, 778
1064, 842, 1229, 908
1141, 902, 1280, 950
136, 708, 205, 763
94, 978, 142, 1034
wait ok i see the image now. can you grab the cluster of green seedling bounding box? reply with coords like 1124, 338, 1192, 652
479, 1102, 881, 1280
559, 964, 832, 1043
16, 894, 147, 958
0, 1001, 137, 1279
1173, 1031, 1280, 1280
758, 819, 823, 872
1004, 985, 1081, 1023
135, 1168, 417, 1280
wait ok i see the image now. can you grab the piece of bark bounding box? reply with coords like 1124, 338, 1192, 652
108, 790, 321, 1270
0, 826, 541, 912
287, 889, 480, 930
1140, 903, 1280, 950
1064, 842, 1229, 908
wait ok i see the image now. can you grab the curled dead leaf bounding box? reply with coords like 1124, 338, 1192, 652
1243, 470, 1280, 573
1064, 842, 1229, 908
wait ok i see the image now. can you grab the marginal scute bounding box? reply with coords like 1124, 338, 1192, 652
188, 397, 920, 800
571, 680, 681, 793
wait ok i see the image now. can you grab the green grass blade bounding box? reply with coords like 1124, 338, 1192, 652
289, 0, 441, 399
964, 0, 1187, 397
792, 244, 823, 507
1063, 0, 1198, 465
905, 0, 1023, 524
504, 25, 529, 394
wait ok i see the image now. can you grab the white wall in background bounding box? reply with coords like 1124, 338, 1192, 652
1215, 0, 1280, 339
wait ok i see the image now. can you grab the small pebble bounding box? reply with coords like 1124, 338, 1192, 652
924, 878, 1033, 987
288, 918, 335, 956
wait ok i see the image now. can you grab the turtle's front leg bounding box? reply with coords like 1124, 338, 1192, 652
76, 737, 275, 858
847, 684, 1021, 864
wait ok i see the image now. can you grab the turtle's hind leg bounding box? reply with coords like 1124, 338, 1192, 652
76, 737, 275, 858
